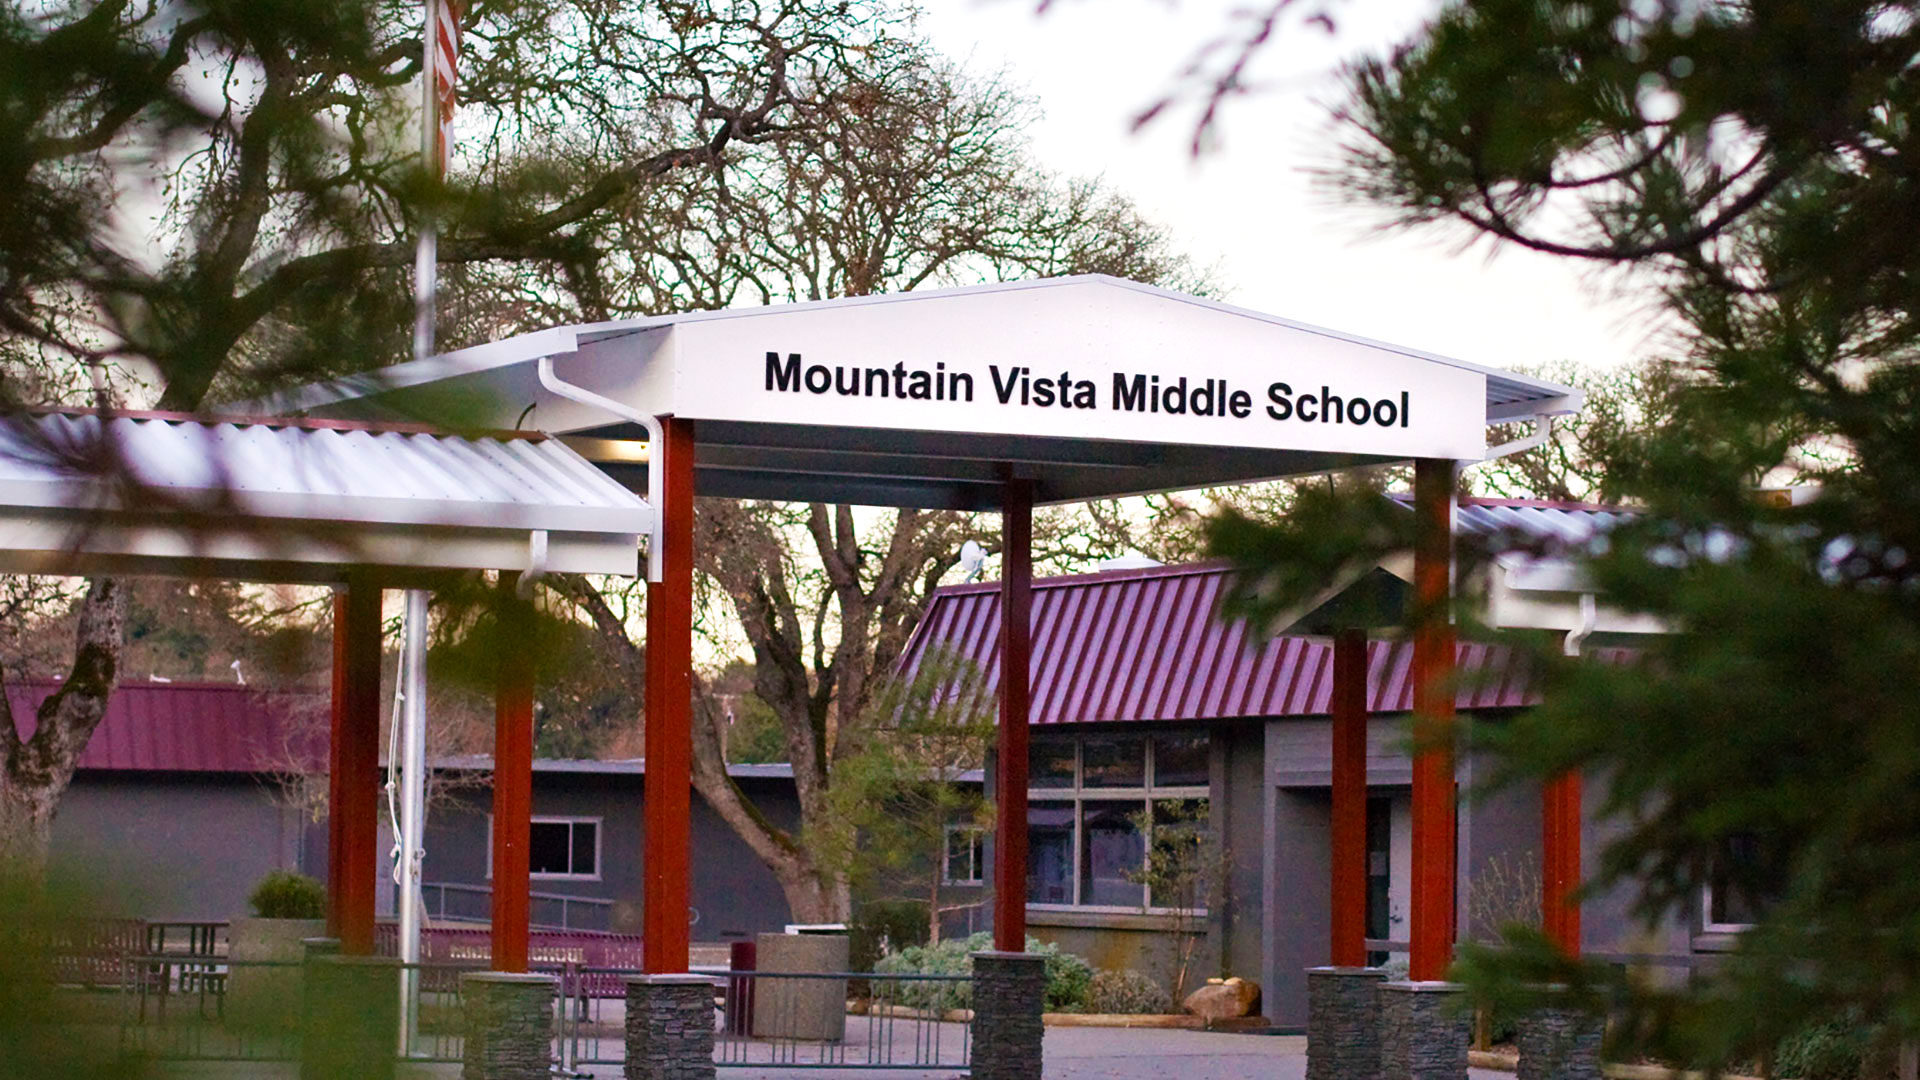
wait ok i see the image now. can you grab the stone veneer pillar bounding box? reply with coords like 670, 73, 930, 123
1516, 1006, 1604, 1080
625, 974, 716, 1080
1307, 967, 1389, 1080
1379, 981, 1470, 1080
300, 953, 399, 1080
461, 971, 557, 1080
970, 951, 1047, 1080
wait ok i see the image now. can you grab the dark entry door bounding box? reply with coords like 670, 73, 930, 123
1365, 796, 1392, 966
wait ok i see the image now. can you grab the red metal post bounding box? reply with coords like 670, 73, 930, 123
643, 416, 696, 974
331, 573, 383, 955
492, 575, 535, 973
1330, 628, 1369, 968
1408, 458, 1457, 982
1542, 771, 1582, 955
326, 591, 348, 938
992, 477, 1035, 953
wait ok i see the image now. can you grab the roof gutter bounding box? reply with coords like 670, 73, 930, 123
537, 356, 665, 582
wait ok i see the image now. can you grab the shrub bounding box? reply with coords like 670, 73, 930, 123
849, 899, 929, 973
248, 870, 326, 919
874, 931, 1094, 1013
1775, 1012, 1879, 1080
1088, 969, 1173, 1015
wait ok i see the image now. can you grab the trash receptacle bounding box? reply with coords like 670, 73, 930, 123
750, 926, 849, 1041
726, 940, 757, 1036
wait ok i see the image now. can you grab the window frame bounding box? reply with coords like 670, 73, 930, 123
1024, 733, 1211, 916
1699, 883, 1758, 935
942, 824, 985, 887
486, 814, 604, 882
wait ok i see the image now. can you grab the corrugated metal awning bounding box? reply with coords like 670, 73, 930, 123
901, 560, 1632, 725
0, 412, 652, 581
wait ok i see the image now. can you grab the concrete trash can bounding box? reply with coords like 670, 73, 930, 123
750, 929, 849, 1041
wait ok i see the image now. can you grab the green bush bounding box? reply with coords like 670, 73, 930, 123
874, 931, 1094, 1013
1088, 969, 1173, 1015
1775, 1012, 1879, 1080
248, 870, 326, 919
849, 898, 929, 973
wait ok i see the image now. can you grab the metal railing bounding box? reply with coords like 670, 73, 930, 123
555, 966, 971, 1071
108, 954, 972, 1072
392, 880, 617, 933
109, 954, 487, 1064
711, 969, 973, 1070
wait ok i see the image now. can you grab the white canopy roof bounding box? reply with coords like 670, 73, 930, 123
250, 276, 1582, 510
0, 413, 652, 581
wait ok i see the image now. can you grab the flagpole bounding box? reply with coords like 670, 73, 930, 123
397, 0, 442, 1055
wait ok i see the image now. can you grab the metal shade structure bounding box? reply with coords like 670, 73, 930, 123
251, 275, 1582, 510
245, 273, 1588, 986
0, 412, 652, 582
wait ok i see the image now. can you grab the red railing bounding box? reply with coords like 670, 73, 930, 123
373, 923, 644, 996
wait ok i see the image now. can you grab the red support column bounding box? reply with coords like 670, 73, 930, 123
1330, 628, 1369, 968
1542, 772, 1582, 955
330, 573, 383, 955
326, 591, 347, 938
643, 416, 696, 975
492, 576, 535, 973
992, 477, 1035, 954
1408, 458, 1457, 982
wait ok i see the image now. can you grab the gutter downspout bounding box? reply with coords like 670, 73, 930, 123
1480, 414, 1553, 463
516, 530, 549, 599
536, 355, 665, 582
1564, 592, 1598, 657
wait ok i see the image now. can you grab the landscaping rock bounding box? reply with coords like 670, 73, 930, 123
1183, 976, 1260, 1020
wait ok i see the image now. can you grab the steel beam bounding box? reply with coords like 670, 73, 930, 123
643, 417, 696, 974
992, 477, 1035, 953
1330, 628, 1370, 968
492, 576, 535, 973
1542, 772, 1582, 955
330, 572, 383, 955
1408, 458, 1457, 982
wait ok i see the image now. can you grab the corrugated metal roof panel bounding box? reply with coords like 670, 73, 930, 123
5, 680, 321, 773
902, 548, 1631, 725
0, 413, 651, 535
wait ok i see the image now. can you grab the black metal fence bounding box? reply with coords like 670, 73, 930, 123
102, 955, 971, 1072
108, 955, 482, 1064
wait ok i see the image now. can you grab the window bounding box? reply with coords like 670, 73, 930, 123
1024, 733, 1210, 912
490, 816, 601, 880
1701, 833, 1782, 933
943, 826, 985, 886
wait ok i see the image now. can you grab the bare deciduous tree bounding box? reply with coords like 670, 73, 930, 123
544, 52, 1213, 924
0, 0, 919, 870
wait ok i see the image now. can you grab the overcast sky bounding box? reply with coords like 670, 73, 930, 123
917, 0, 1674, 377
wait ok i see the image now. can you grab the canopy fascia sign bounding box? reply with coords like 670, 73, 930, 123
254, 275, 1582, 512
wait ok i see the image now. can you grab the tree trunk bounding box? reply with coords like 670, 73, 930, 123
560, 572, 852, 925
0, 578, 127, 876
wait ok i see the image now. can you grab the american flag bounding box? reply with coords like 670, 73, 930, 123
428, 0, 462, 174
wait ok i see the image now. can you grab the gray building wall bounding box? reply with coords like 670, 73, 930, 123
403, 770, 802, 943
1259, 712, 1709, 1028
50, 772, 305, 922
101, 764, 819, 944
1260, 712, 1548, 1029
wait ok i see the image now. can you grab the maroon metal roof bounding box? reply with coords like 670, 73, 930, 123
903, 560, 1621, 725
5, 680, 322, 773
